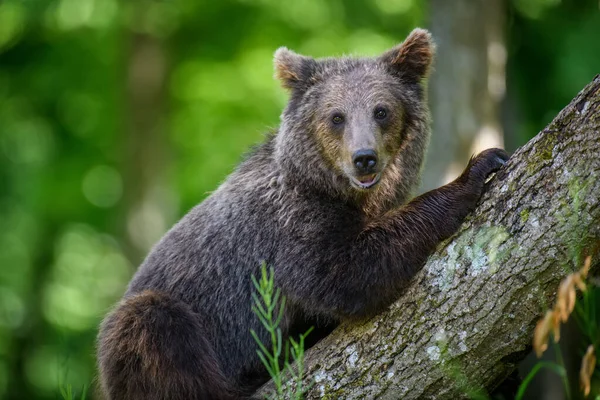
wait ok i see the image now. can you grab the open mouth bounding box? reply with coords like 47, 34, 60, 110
350, 173, 381, 190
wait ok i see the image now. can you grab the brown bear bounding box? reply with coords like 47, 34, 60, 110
96, 28, 508, 400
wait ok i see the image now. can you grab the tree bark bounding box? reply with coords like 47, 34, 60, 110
422, 0, 506, 192
121, 9, 175, 265
258, 76, 600, 399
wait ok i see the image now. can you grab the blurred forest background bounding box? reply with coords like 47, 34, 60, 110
0, 0, 599, 399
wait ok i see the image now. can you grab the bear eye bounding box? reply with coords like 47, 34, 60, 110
374, 108, 387, 120
331, 114, 345, 125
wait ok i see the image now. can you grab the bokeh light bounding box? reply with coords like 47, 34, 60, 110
0, 0, 599, 398
82, 166, 123, 208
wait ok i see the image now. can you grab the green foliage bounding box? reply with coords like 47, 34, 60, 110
432, 254, 599, 400
59, 384, 88, 400
250, 263, 313, 400
515, 358, 569, 400
0, 0, 599, 398
500, 259, 598, 399
0, 0, 429, 397
250, 264, 287, 392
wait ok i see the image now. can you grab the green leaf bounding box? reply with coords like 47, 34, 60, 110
516, 361, 566, 400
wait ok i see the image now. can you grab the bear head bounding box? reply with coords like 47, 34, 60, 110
273, 28, 435, 215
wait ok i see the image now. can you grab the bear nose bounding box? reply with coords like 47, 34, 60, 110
353, 149, 378, 174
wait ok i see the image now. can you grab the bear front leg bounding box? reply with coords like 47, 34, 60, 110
349, 147, 509, 313
281, 148, 509, 321
401, 147, 510, 241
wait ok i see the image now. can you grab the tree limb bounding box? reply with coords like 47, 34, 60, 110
258, 75, 600, 399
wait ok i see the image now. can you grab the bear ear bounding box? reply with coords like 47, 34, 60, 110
274, 47, 317, 90
379, 28, 435, 82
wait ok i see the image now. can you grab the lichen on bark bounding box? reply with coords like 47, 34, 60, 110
258, 76, 600, 399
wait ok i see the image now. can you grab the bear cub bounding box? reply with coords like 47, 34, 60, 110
97, 28, 509, 400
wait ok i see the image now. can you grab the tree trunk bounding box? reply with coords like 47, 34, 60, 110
258, 76, 600, 399
422, 0, 506, 192
121, 12, 174, 265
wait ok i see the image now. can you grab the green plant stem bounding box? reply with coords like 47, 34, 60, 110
515, 361, 566, 400
554, 342, 572, 400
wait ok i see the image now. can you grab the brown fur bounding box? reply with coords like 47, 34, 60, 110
274, 47, 315, 90
98, 291, 237, 400
96, 28, 509, 399
382, 28, 436, 80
